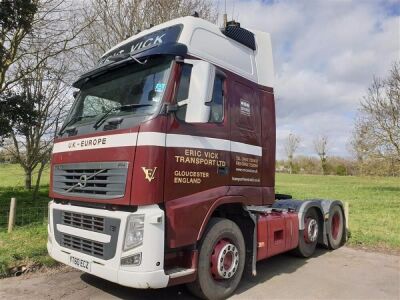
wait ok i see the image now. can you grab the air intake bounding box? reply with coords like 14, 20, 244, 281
221, 21, 256, 50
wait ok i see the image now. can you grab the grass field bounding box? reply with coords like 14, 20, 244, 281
0, 164, 51, 277
0, 163, 50, 187
276, 173, 400, 250
0, 164, 399, 277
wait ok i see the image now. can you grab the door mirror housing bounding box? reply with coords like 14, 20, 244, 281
181, 59, 215, 123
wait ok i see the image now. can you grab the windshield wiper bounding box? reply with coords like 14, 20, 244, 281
93, 104, 153, 129
59, 115, 97, 136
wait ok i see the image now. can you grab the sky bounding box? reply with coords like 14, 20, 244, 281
220, 0, 400, 159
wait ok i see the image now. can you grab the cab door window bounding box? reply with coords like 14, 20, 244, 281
175, 64, 192, 121
208, 75, 224, 123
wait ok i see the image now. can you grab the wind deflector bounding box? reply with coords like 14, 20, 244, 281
100, 24, 183, 65
221, 22, 256, 50
72, 42, 187, 89
73, 24, 185, 88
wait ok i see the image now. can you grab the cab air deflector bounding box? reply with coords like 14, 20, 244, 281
72, 42, 188, 88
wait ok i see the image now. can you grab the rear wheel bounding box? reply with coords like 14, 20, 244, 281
294, 208, 319, 258
186, 218, 245, 300
327, 205, 345, 249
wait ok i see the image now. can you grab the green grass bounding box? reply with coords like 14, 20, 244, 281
276, 173, 400, 250
0, 163, 53, 277
0, 224, 57, 277
0, 163, 50, 225
0, 163, 50, 188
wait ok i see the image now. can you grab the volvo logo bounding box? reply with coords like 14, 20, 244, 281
66, 169, 106, 193
78, 175, 88, 188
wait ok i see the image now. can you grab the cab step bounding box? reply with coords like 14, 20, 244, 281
165, 267, 195, 278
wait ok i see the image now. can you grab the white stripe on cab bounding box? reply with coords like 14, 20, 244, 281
52, 132, 262, 156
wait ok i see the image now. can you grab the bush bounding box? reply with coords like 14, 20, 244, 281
336, 164, 347, 176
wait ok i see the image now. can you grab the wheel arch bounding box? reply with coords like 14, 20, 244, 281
197, 197, 248, 242
198, 200, 256, 277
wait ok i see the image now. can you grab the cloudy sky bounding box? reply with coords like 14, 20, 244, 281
221, 0, 399, 159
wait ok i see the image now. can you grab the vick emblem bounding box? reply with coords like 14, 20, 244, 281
142, 167, 157, 182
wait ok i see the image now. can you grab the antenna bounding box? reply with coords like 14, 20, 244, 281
223, 0, 227, 27
232, 0, 235, 21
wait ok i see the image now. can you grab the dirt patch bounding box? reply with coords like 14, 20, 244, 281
348, 244, 400, 256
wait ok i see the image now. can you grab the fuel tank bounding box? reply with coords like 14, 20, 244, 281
256, 211, 299, 260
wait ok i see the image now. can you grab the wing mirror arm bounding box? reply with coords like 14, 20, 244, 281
161, 103, 178, 115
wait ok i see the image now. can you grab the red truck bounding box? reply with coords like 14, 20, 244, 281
47, 16, 346, 300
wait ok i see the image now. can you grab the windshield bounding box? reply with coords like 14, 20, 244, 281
66, 56, 172, 128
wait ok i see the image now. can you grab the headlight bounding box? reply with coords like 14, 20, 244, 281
123, 214, 144, 251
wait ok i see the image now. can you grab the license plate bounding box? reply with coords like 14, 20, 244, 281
69, 256, 91, 272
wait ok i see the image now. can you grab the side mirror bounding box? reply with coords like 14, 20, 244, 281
181, 60, 215, 123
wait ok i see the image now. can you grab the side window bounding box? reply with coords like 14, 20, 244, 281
175, 64, 192, 120
208, 75, 224, 123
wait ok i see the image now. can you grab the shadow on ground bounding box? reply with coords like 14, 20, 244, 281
80, 248, 330, 299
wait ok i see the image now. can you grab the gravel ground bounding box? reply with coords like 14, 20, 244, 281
0, 247, 398, 300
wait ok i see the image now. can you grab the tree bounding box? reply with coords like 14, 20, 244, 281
78, 0, 217, 69
0, 0, 94, 94
0, 0, 39, 142
352, 62, 400, 176
0, 89, 39, 145
3, 58, 70, 199
284, 133, 300, 174
314, 135, 329, 175
0, 0, 38, 93
1, 0, 94, 199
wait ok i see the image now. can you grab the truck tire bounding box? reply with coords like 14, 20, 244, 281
186, 218, 245, 300
327, 204, 345, 249
294, 208, 319, 258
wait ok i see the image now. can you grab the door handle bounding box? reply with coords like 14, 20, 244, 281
217, 166, 229, 175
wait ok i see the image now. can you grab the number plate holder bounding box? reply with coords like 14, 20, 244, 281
69, 255, 91, 272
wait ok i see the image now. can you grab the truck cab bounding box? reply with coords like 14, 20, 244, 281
48, 16, 345, 300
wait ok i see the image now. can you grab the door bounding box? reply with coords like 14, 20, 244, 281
229, 81, 263, 203
165, 66, 230, 201
164, 64, 230, 248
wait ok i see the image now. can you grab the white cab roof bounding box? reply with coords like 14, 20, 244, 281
102, 16, 274, 88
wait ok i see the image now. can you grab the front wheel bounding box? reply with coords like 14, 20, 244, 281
187, 218, 245, 300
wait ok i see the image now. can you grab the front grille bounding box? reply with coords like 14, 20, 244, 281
53, 209, 121, 260
62, 211, 104, 232
62, 233, 104, 258
53, 161, 129, 199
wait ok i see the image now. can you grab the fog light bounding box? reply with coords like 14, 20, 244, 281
121, 253, 142, 266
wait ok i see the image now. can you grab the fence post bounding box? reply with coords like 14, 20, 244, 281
8, 197, 17, 233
